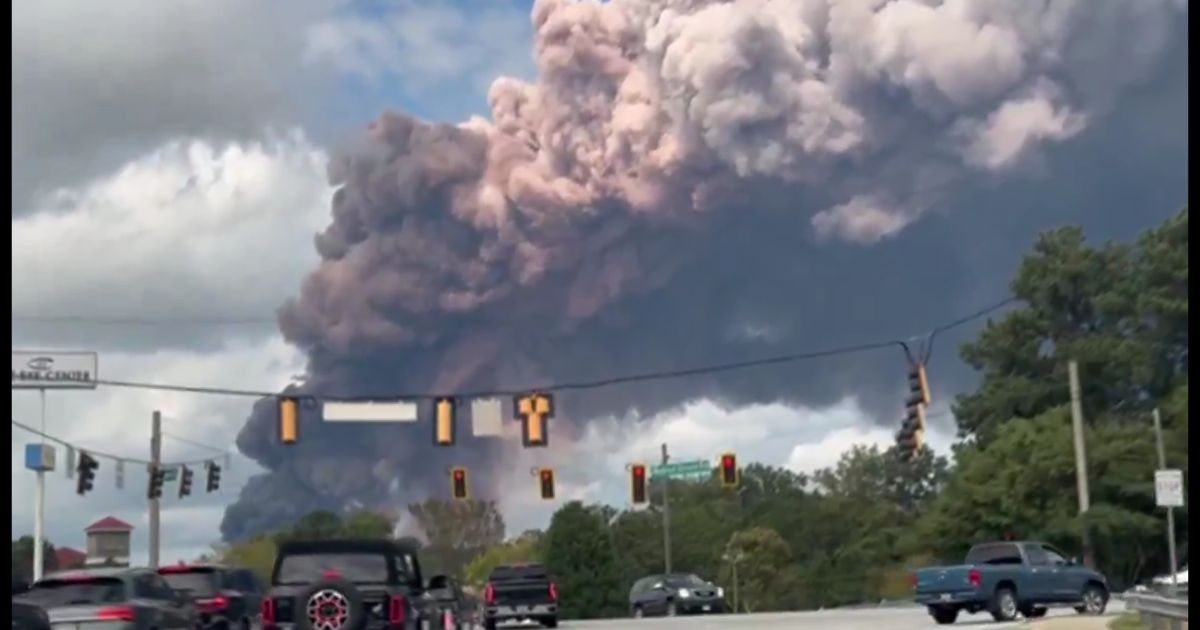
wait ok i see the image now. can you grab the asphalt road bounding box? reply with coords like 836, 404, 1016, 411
489, 600, 1126, 630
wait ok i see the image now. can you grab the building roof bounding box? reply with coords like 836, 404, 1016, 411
55, 547, 87, 568
85, 516, 134, 532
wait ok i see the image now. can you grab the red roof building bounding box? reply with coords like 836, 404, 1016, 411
85, 516, 134, 533
55, 546, 87, 570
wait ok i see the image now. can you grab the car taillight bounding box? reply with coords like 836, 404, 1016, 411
197, 596, 229, 611
968, 569, 982, 588
97, 607, 136, 621
388, 595, 406, 625
549, 582, 558, 602
262, 598, 276, 625
910, 573, 918, 590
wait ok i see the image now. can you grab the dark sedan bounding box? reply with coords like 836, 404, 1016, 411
629, 573, 725, 618
14, 567, 196, 630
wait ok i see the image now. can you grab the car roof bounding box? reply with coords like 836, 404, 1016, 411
40, 566, 142, 581
277, 538, 417, 555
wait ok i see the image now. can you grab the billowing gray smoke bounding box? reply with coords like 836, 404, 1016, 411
221, 0, 1185, 541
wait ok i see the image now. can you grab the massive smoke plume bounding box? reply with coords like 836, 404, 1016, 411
222, 0, 1186, 540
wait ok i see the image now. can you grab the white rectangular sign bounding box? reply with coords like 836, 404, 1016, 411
1155, 469, 1185, 508
12, 351, 99, 389
323, 401, 419, 423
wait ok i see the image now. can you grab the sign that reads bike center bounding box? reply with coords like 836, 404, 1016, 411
12, 351, 99, 389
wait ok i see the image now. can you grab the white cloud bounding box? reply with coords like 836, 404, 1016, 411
11, 335, 306, 562
12, 132, 332, 352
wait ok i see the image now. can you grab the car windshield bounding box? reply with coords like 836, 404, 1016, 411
159, 569, 219, 596
18, 578, 127, 606
665, 574, 708, 587
275, 553, 392, 585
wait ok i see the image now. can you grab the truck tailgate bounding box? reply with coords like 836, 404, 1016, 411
493, 579, 553, 606
915, 565, 977, 596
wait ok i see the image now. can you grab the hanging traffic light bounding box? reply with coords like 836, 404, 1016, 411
75, 452, 99, 496
206, 462, 222, 493
148, 465, 165, 500
897, 364, 928, 461
280, 397, 299, 444
630, 464, 648, 505
450, 467, 469, 500
908, 362, 931, 407
514, 393, 553, 447
178, 465, 194, 498
719, 453, 739, 488
434, 398, 456, 446
539, 468, 556, 500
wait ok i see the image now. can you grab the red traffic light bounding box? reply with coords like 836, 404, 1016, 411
719, 453, 739, 488
630, 464, 648, 505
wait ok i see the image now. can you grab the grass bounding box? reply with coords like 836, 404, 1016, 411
1108, 613, 1149, 630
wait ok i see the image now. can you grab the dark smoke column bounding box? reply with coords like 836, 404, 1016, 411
220, 0, 1183, 542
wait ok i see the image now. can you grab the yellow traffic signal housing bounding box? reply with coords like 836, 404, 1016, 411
897, 399, 926, 461
515, 393, 554, 447
434, 398, 456, 446
539, 468, 556, 500
719, 453, 739, 488
279, 397, 299, 444
75, 452, 98, 496
630, 464, 648, 505
451, 467, 469, 500
908, 363, 931, 406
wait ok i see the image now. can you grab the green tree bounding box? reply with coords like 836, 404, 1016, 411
463, 531, 543, 586
220, 535, 279, 581
543, 502, 623, 619
12, 536, 58, 583
407, 499, 505, 578
720, 527, 797, 612
342, 511, 395, 538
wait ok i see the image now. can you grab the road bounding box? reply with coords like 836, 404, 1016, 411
491, 600, 1126, 630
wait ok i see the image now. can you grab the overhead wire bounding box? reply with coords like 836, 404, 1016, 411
11, 419, 224, 468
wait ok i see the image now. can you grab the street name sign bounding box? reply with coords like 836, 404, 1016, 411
650, 459, 710, 479
1155, 469, 1184, 508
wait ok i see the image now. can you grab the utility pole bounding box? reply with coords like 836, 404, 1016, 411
149, 411, 162, 569
33, 389, 47, 582
1068, 360, 1095, 568
1152, 408, 1179, 596
661, 443, 672, 575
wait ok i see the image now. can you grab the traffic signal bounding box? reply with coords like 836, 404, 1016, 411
897, 365, 928, 461
434, 398, 456, 446
450, 467, 469, 500
206, 462, 222, 493
719, 453, 739, 488
515, 393, 553, 447
179, 465, 194, 498
539, 468, 556, 500
76, 452, 99, 496
280, 397, 299, 444
148, 465, 165, 500
630, 464, 648, 505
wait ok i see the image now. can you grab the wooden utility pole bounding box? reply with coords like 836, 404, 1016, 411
1068, 361, 1095, 568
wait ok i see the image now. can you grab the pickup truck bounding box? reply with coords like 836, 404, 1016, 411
482, 564, 558, 629
913, 541, 1109, 625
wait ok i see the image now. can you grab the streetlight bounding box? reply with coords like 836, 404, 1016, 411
722, 551, 745, 614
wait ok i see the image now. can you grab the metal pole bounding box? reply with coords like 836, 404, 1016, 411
1152, 408, 1179, 596
732, 559, 739, 614
661, 443, 672, 575
1068, 360, 1095, 568
149, 411, 162, 568
33, 389, 47, 582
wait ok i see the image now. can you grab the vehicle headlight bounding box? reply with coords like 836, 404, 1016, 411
677, 589, 690, 599
716, 587, 724, 598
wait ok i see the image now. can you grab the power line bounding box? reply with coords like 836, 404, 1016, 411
61, 295, 1019, 401
10, 419, 221, 468
12, 314, 276, 326
161, 430, 230, 455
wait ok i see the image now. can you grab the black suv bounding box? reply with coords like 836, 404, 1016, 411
157, 564, 264, 630
629, 573, 724, 618
261, 539, 427, 630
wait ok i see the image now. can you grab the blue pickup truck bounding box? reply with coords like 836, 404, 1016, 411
913, 541, 1109, 625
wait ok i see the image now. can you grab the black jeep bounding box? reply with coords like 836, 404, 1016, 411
260, 539, 427, 630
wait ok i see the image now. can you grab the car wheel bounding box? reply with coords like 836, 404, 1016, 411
1079, 583, 1108, 615
541, 618, 558, 629
929, 606, 959, 625
632, 606, 644, 619
988, 586, 1018, 622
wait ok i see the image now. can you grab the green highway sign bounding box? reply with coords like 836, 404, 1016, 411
650, 459, 711, 479
162, 467, 179, 482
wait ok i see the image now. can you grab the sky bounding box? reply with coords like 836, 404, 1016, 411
10, 0, 1188, 563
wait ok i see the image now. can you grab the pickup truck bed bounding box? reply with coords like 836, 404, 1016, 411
913, 541, 1109, 625
483, 565, 557, 629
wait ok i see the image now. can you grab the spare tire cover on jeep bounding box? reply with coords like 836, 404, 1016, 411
295, 580, 367, 630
